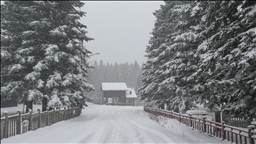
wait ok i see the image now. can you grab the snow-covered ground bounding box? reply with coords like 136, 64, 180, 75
1, 103, 229, 143
1, 104, 42, 117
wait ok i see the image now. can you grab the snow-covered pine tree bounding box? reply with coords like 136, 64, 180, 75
151, 1, 184, 110
1, 1, 47, 110
140, 1, 201, 112
157, 1, 202, 113
1, 1, 94, 111
195, 1, 256, 118
38, 1, 94, 109
139, 3, 171, 105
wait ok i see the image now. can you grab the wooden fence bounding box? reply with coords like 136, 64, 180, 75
144, 106, 256, 144
0, 107, 81, 140
104, 102, 150, 106
224, 116, 252, 128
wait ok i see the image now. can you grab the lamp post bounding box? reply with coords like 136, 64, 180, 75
88, 53, 100, 57
81, 52, 100, 69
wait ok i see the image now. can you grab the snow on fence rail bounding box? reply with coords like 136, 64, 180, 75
144, 106, 256, 144
0, 107, 81, 140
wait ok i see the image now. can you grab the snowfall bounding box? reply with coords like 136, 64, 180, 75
1, 103, 230, 144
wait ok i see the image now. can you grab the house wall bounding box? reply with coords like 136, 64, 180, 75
126, 98, 134, 103
102, 90, 126, 103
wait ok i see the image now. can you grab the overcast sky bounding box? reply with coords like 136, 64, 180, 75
80, 1, 164, 66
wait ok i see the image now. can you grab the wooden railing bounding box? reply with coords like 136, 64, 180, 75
105, 102, 149, 106
0, 107, 81, 140
144, 106, 256, 144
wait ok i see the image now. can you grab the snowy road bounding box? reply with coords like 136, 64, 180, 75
2, 103, 228, 143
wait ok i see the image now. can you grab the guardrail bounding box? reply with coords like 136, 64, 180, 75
0, 107, 81, 140
144, 106, 256, 144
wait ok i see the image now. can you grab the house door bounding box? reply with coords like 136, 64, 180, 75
107, 98, 112, 103
113, 97, 119, 103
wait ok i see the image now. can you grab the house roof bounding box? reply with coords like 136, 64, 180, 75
101, 83, 128, 91
126, 88, 137, 98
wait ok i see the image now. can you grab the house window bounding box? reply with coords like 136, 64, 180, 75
130, 91, 132, 94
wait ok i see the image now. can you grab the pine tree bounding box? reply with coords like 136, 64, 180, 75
139, 2, 172, 104
158, 1, 201, 113
195, 1, 256, 118
140, 1, 200, 112
1, 1, 94, 110
1, 1, 48, 110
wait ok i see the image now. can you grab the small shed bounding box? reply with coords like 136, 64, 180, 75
186, 109, 208, 119
126, 88, 137, 103
101, 83, 128, 104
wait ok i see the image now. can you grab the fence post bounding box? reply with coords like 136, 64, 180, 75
46, 107, 49, 126
55, 108, 58, 122
38, 109, 41, 128
189, 114, 192, 127
76, 107, 79, 117
221, 121, 226, 140
53, 108, 55, 124
179, 113, 181, 123
248, 128, 254, 144
64, 107, 66, 120
169, 110, 172, 118
17, 111, 21, 134
58, 107, 61, 121
69, 107, 72, 118
67, 106, 69, 119
78, 108, 81, 116
71, 107, 73, 118
56, 107, 59, 122
4, 112, 9, 138
203, 117, 206, 133
192, 118, 194, 130
29, 110, 32, 131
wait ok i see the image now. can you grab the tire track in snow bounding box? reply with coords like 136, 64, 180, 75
126, 112, 180, 143
77, 106, 110, 143
108, 109, 147, 143
79, 113, 111, 143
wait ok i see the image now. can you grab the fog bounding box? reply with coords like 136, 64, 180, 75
80, 1, 164, 65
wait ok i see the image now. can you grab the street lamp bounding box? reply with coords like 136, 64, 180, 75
88, 53, 100, 57
81, 52, 100, 68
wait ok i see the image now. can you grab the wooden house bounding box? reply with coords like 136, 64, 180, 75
126, 88, 137, 103
101, 83, 127, 104
101, 83, 137, 104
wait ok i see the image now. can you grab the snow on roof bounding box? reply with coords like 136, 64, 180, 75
101, 83, 128, 91
126, 88, 137, 98
186, 109, 208, 115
